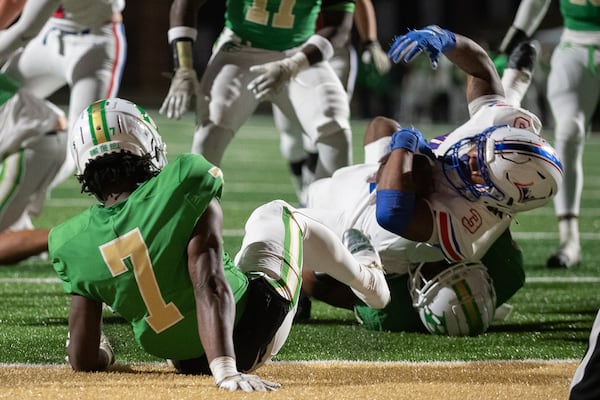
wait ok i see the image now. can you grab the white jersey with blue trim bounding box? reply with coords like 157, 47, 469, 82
425, 99, 542, 262
424, 162, 512, 262
305, 163, 444, 275
431, 96, 542, 157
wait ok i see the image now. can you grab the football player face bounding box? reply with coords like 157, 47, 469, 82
465, 147, 485, 185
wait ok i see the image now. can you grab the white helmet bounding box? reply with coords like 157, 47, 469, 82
442, 125, 563, 213
71, 98, 167, 174
410, 261, 496, 336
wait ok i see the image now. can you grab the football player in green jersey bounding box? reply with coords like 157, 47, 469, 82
499, 0, 600, 269
49, 98, 389, 392
160, 0, 355, 204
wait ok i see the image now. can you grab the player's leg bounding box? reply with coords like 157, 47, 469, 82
286, 62, 352, 180
273, 104, 317, 206
0, 132, 66, 264
329, 44, 357, 100
236, 200, 389, 308
0, 228, 50, 265
546, 45, 598, 268
54, 24, 127, 188
363, 116, 399, 163
192, 47, 261, 164
501, 41, 538, 107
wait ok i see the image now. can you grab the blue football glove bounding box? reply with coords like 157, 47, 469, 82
388, 25, 456, 69
389, 128, 435, 161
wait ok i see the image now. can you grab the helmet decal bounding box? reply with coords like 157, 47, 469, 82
410, 261, 496, 336
88, 100, 111, 145
453, 280, 484, 335
422, 307, 447, 335
71, 98, 167, 175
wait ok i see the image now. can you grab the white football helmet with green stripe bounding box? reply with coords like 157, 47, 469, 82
71, 98, 167, 174
409, 261, 496, 336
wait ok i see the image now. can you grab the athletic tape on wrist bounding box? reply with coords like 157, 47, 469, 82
167, 26, 198, 43
210, 356, 239, 385
303, 34, 334, 62
167, 27, 197, 70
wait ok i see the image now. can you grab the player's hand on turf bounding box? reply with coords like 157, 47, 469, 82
388, 25, 456, 69
362, 40, 391, 75
247, 53, 308, 100
217, 373, 281, 392
159, 67, 198, 119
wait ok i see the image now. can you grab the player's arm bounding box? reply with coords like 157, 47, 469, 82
187, 198, 236, 366
443, 33, 505, 104
187, 198, 278, 391
66, 295, 114, 372
0, 0, 60, 61
387, 25, 504, 103
159, 0, 206, 119
247, 1, 354, 99
375, 127, 435, 242
353, 0, 391, 75
311, 0, 354, 62
0, 0, 26, 29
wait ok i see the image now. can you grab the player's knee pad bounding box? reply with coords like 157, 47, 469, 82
191, 122, 234, 165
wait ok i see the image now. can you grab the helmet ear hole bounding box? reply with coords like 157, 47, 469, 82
410, 261, 496, 336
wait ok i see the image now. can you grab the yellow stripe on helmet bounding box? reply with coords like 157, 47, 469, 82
88, 100, 111, 145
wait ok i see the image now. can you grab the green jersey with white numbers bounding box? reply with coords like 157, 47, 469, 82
50, 154, 249, 360
560, 0, 600, 31
0, 73, 20, 107
225, 0, 355, 51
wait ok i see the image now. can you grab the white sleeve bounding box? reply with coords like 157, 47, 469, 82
0, 0, 60, 62
467, 95, 506, 116
512, 0, 552, 36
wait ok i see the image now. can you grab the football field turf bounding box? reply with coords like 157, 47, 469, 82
1, 113, 599, 388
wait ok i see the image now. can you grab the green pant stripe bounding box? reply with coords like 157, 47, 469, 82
267, 206, 303, 309
0, 151, 24, 213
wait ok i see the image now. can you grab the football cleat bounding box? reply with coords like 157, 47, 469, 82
342, 229, 390, 309
547, 243, 581, 269
506, 41, 538, 73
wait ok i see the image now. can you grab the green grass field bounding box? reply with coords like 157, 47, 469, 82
1, 113, 599, 365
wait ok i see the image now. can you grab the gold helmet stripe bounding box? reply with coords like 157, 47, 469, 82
87, 100, 111, 145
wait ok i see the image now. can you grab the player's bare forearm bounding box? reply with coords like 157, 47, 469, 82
377, 149, 415, 192
0, 0, 26, 29
187, 200, 236, 362
67, 295, 108, 372
443, 34, 504, 102
169, 0, 205, 27
313, 9, 353, 53
353, 0, 377, 43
